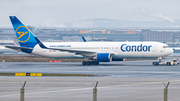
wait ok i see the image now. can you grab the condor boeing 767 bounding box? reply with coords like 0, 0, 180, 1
6, 16, 173, 65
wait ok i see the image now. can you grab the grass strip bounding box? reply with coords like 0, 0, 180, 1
42, 73, 94, 76
0, 73, 15, 76
0, 73, 94, 77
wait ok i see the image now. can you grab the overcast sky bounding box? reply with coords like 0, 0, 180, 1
0, 0, 180, 27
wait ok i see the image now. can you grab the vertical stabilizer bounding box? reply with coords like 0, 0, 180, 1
9, 16, 37, 48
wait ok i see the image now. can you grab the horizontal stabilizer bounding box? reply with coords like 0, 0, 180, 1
5, 46, 32, 50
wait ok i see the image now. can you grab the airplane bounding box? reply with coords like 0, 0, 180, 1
0, 40, 19, 53
6, 16, 174, 65
82, 37, 87, 42
0, 45, 15, 53
13, 40, 19, 47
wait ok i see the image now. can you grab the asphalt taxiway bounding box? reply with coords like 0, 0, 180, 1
0, 60, 180, 78
1, 60, 180, 101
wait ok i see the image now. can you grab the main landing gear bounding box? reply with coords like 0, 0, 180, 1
82, 61, 99, 65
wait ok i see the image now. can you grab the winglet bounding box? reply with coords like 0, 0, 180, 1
82, 37, 87, 42
34, 37, 47, 48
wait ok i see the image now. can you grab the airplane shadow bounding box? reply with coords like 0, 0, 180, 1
75, 64, 153, 67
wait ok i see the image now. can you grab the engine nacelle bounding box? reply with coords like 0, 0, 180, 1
96, 53, 112, 62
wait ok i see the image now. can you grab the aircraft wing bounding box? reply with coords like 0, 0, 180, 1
46, 47, 97, 56
34, 37, 97, 57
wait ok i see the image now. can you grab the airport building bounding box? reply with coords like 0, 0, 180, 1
0, 27, 180, 52
139, 29, 180, 43
35, 28, 141, 42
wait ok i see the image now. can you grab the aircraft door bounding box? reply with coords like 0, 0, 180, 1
152, 45, 157, 52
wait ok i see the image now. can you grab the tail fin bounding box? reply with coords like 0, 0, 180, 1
82, 37, 87, 42
9, 16, 37, 48
34, 37, 47, 48
13, 40, 19, 47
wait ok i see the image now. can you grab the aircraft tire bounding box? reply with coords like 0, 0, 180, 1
166, 62, 171, 66
95, 61, 99, 65
91, 61, 95, 65
87, 61, 91, 65
82, 61, 87, 65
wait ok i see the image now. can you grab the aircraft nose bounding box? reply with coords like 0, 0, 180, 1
170, 48, 174, 54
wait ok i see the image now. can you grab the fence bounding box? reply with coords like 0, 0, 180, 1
0, 78, 180, 101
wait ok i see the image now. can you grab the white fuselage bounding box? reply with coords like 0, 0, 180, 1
31, 41, 173, 59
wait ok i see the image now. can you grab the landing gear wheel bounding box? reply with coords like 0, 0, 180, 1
91, 61, 95, 65
82, 61, 87, 65
87, 61, 91, 65
166, 62, 171, 66
166, 62, 169, 66
95, 61, 99, 65
82, 61, 99, 65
